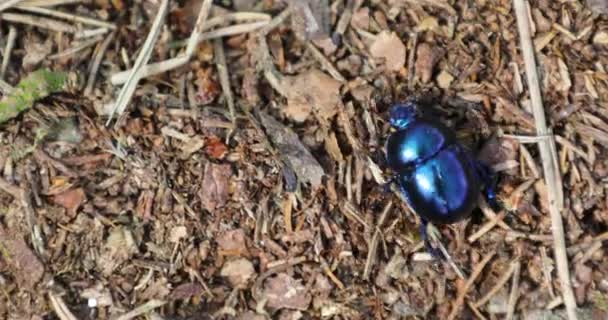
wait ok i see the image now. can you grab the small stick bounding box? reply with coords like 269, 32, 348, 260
506, 261, 522, 320
0, 12, 76, 33
84, 31, 114, 96
48, 35, 103, 60
513, 1, 577, 319
407, 32, 418, 90
214, 38, 236, 124
467, 302, 488, 320
467, 210, 507, 243
0, 0, 26, 12
20, 0, 84, 6
0, 26, 17, 79
447, 250, 496, 320
541, 247, 556, 298
48, 292, 78, 320
114, 299, 167, 320
106, 0, 168, 126
363, 201, 393, 280
15, 5, 116, 29
473, 260, 519, 307
306, 42, 346, 82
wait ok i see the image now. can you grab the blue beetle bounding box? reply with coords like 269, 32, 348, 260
385, 102, 497, 256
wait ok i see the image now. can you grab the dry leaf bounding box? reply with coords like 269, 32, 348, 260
199, 163, 232, 212
263, 273, 311, 311
0, 226, 44, 290
195, 68, 221, 105
169, 226, 188, 243
436, 70, 454, 89
416, 16, 440, 33
415, 43, 444, 83
351, 8, 370, 30
205, 135, 228, 159
593, 31, 608, 45
221, 258, 255, 287
258, 112, 325, 187
170, 283, 204, 301
586, 0, 608, 14
80, 283, 113, 307
282, 69, 342, 122
97, 227, 138, 276
238, 311, 266, 320
53, 188, 86, 218
217, 229, 249, 255
370, 31, 406, 72
288, 0, 331, 41
22, 36, 53, 71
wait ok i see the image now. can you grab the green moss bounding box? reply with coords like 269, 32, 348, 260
0, 68, 67, 124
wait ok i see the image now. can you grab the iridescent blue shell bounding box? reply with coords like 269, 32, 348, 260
386, 104, 490, 225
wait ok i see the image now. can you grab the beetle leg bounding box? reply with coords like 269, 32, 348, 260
473, 161, 500, 210
420, 220, 443, 260
383, 174, 398, 193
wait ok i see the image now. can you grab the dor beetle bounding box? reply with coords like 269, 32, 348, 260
385, 102, 497, 256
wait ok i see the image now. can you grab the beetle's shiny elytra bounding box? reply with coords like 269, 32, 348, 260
386, 102, 497, 228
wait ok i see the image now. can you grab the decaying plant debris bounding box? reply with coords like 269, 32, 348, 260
0, 0, 607, 319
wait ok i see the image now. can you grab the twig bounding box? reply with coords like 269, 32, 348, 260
407, 32, 418, 90
513, 1, 577, 319
447, 250, 496, 320
0, 12, 76, 33
467, 210, 507, 243
48, 35, 103, 60
105, 0, 168, 126
392, 0, 456, 15
0, 0, 26, 12
109, 0, 212, 86
0, 79, 14, 94
34, 149, 78, 177
113, 299, 167, 320
20, 0, 84, 6
540, 247, 556, 298
214, 38, 236, 124
506, 261, 522, 320
306, 42, 346, 82
363, 201, 392, 280
15, 5, 116, 29
1, 26, 16, 79
48, 292, 78, 320
84, 31, 114, 96
473, 260, 519, 307
0, 177, 21, 196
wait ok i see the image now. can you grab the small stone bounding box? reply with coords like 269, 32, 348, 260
221, 258, 255, 287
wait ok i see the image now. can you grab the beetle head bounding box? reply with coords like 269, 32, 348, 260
389, 102, 417, 130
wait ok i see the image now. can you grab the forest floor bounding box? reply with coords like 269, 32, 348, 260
1, 0, 608, 319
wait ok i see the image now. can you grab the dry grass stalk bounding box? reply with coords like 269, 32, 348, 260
84, 32, 114, 96
506, 261, 522, 320
114, 299, 167, 320
48, 35, 103, 60
513, 1, 577, 319
214, 38, 236, 124
0, 0, 26, 12
20, 0, 84, 6
105, 0, 169, 126
1, 26, 17, 79
447, 250, 496, 320
15, 5, 116, 29
467, 210, 507, 243
0, 12, 77, 33
48, 292, 78, 320
473, 260, 519, 307
306, 42, 346, 82
363, 201, 393, 280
